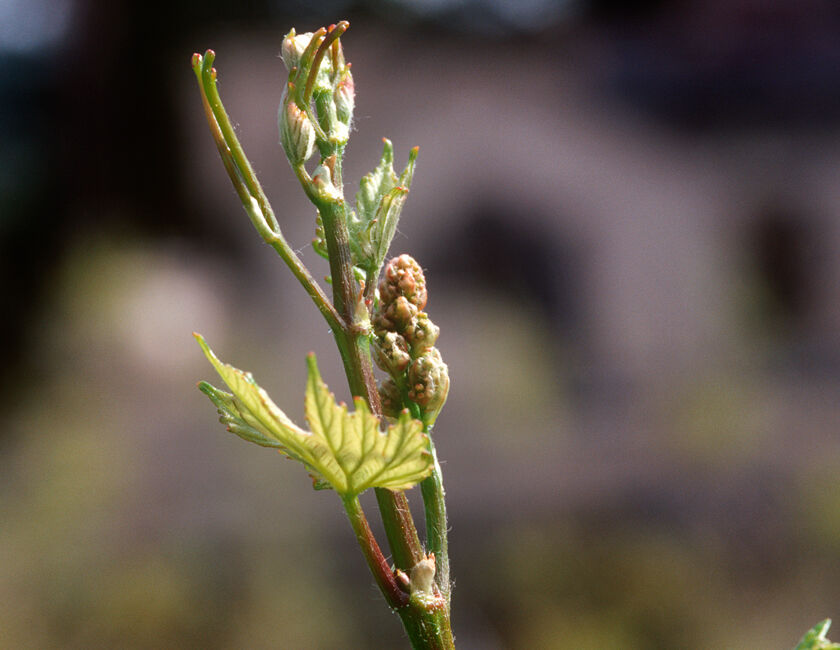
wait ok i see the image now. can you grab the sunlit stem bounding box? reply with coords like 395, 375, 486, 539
342, 495, 409, 609
191, 52, 343, 333
303, 21, 348, 104
420, 436, 450, 602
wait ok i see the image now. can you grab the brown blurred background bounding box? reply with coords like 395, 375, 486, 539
2, 0, 840, 648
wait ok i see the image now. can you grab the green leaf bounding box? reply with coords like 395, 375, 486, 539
355, 139, 398, 226
350, 141, 418, 273
198, 381, 284, 449
195, 333, 434, 496
369, 184, 410, 271
795, 620, 840, 650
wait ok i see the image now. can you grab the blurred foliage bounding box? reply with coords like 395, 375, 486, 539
3, 1, 840, 646
2, 232, 839, 647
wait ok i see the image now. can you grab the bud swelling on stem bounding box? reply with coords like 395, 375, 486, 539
373, 331, 411, 375
404, 312, 440, 355
380, 254, 427, 308
372, 254, 449, 424
408, 348, 450, 420
280, 29, 312, 72
375, 295, 418, 334
311, 163, 342, 202
335, 67, 355, 126
379, 377, 403, 419
279, 98, 315, 164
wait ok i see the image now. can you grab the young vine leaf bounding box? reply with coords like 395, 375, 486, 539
350, 139, 418, 273
195, 334, 434, 496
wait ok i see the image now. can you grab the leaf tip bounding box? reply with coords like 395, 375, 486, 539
352, 395, 370, 414
193, 332, 211, 354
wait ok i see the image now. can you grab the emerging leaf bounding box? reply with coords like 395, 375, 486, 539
195, 334, 433, 496
795, 620, 840, 650
355, 139, 398, 226
350, 140, 418, 273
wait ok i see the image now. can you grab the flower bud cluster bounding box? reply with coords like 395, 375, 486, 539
278, 26, 356, 167
374, 255, 448, 425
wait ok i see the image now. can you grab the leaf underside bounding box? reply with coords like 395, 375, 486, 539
195, 334, 433, 497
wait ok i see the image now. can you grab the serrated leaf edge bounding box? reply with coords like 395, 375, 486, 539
194, 333, 434, 496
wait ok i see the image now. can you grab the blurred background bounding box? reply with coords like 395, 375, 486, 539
2, 0, 840, 647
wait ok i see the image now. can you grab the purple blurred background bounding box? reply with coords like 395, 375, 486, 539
2, 0, 840, 647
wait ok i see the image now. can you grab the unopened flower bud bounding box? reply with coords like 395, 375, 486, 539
281, 29, 313, 72
279, 99, 315, 164
408, 348, 449, 420
380, 254, 427, 309
375, 295, 418, 335
373, 331, 411, 375
404, 312, 440, 355
379, 377, 403, 419
335, 67, 355, 126
311, 163, 342, 202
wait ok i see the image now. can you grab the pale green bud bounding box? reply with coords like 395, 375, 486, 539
373, 331, 411, 375
409, 554, 436, 597
408, 348, 449, 422
311, 163, 342, 202
374, 295, 418, 335
404, 312, 439, 355
379, 377, 403, 419
281, 29, 312, 72
279, 99, 315, 164
335, 67, 355, 126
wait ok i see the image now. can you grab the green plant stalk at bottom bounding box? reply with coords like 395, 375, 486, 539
330, 322, 425, 572
318, 199, 426, 574
341, 495, 406, 607
194, 39, 454, 647
420, 440, 450, 602
342, 496, 454, 650
397, 600, 455, 650
319, 191, 454, 647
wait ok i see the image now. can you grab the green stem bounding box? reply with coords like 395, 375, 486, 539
345, 495, 454, 649
397, 599, 455, 650
197, 51, 278, 233
196, 33, 454, 646
317, 198, 425, 573
375, 487, 425, 570
420, 438, 450, 602
304, 142, 427, 577
319, 201, 358, 327
192, 53, 342, 333
303, 22, 348, 104
394, 374, 450, 603
341, 495, 408, 609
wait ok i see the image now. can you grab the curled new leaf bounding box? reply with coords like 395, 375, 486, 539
350, 140, 418, 273
355, 139, 398, 225
195, 333, 434, 496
